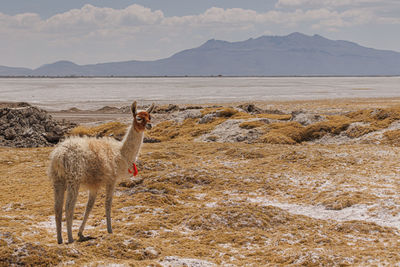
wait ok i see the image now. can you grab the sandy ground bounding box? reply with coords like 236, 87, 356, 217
1, 98, 400, 266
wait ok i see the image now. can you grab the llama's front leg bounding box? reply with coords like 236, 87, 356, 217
105, 182, 116, 234
54, 181, 66, 244
78, 189, 97, 242
65, 183, 80, 243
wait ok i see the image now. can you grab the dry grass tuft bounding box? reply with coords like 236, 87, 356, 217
69, 122, 128, 140
260, 132, 297, 145
319, 192, 376, 210
257, 114, 292, 120
0, 237, 62, 266
382, 129, 400, 145
148, 118, 227, 142
231, 112, 254, 119
225, 147, 266, 159
147, 121, 179, 141
345, 124, 377, 138
259, 122, 303, 144
216, 108, 238, 117
201, 107, 238, 118
346, 107, 400, 129
301, 116, 351, 141
239, 120, 266, 129
183, 205, 291, 231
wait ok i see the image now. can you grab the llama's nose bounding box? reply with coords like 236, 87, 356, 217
146, 123, 152, 130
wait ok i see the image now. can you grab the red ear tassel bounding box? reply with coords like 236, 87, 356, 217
128, 163, 139, 176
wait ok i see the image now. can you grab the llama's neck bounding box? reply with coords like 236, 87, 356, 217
120, 125, 144, 163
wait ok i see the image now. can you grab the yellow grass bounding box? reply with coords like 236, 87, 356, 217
69, 122, 128, 140
239, 120, 266, 129
201, 107, 238, 117
148, 118, 227, 142
2, 100, 400, 265
1, 139, 400, 266
383, 129, 400, 145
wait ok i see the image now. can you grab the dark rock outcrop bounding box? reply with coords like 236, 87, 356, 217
0, 104, 76, 147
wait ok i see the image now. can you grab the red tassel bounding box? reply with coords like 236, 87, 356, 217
128, 163, 138, 176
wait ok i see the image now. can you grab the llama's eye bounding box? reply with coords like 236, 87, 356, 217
136, 117, 142, 121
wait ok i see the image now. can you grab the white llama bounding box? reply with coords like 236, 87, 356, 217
48, 101, 155, 244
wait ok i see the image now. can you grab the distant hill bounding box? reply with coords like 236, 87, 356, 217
0, 66, 32, 76
2, 32, 400, 76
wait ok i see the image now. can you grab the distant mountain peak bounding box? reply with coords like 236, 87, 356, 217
286, 32, 308, 38
200, 38, 229, 49
51, 60, 78, 66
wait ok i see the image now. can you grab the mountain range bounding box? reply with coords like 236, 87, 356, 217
1, 32, 400, 76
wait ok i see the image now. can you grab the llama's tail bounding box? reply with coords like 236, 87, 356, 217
48, 146, 68, 184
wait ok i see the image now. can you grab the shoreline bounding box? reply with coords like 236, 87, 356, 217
1, 75, 400, 78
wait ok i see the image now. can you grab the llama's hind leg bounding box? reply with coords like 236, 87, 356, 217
78, 189, 97, 242
65, 183, 80, 243
54, 181, 66, 244
105, 182, 116, 234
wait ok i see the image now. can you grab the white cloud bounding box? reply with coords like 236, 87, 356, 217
41, 4, 164, 34
0, 12, 41, 30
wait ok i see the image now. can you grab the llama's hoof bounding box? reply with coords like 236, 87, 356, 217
78, 235, 96, 242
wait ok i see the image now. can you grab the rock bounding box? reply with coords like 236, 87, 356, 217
236, 135, 246, 142
198, 113, 216, 124
4, 128, 16, 140
0, 104, 76, 147
22, 128, 34, 137
144, 137, 161, 143
237, 103, 263, 114
143, 247, 159, 259
180, 105, 203, 110
183, 110, 202, 120
291, 111, 325, 126
197, 119, 263, 143
119, 176, 144, 188
43, 132, 62, 144
154, 104, 180, 114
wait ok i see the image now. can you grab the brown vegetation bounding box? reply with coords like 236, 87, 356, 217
2, 100, 400, 265
69, 121, 128, 140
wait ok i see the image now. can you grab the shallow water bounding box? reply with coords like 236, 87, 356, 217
0, 77, 399, 110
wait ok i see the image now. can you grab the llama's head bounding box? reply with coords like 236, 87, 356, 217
131, 101, 155, 132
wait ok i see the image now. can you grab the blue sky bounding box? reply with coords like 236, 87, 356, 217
1, 0, 399, 68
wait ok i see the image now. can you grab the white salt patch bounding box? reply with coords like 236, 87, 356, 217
119, 206, 135, 212
37, 216, 94, 236
2, 203, 13, 211
248, 197, 400, 230
205, 202, 217, 208
160, 256, 216, 267
62, 260, 76, 265
195, 193, 207, 200
123, 238, 136, 246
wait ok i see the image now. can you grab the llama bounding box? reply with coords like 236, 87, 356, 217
48, 101, 155, 244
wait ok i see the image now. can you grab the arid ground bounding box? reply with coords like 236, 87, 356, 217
1, 98, 400, 266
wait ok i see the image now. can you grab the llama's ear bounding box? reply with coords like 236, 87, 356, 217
146, 103, 155, 114
131, 101, 137, 116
